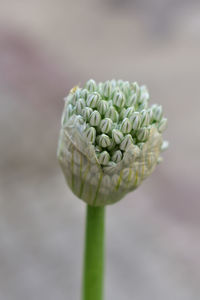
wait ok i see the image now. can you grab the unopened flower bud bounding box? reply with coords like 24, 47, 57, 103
84, 127, 96, 143
85, 79, 97, 92
76, 98, 86, 114
137, 127, 150, 142
58, 79, 168, 206
86, 92, 100, 108
130, 112, 141, 130
98, 151, 110, 165
103, 81, 112, 98
97, 100, 109, 115
124, 107, 135, 118
152, 105, 163, 122
82, 107, 93, 121
105, 106, 119, 122
98, 134, 111, 148
112, 150, 123, 163
140, 109, 149, 126
100, 118, 113, 133
113, 91, 125, 108
89, 110, 101, 126
112, 129, 124, 144
80, 89, 89, 100
121, 118, 132, 134
120, 134, 133, 151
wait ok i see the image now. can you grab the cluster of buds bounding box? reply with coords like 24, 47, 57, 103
57, 79, 168, 206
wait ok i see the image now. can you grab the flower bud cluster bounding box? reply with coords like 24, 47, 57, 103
58, 79, 168, 206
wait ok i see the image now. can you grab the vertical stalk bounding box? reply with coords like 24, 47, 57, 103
82, 205, 105, 300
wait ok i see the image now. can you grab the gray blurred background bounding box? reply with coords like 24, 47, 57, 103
0, 1, 200, 299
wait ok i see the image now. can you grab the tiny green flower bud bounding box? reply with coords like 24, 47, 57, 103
75, 98, 86, 114
100, 118, 113, 133
80, 88, 89, 100
126, 93, 137, 107
86, 92, 100, 108
82, 107, 93, 121
98, 134, 111, 148
107, 138, 116, 151
140, 109, 149, 126
112, 150, 123, 163
89, 110, 101, 126
98, 151, 110, 165
152, 105, 163, 122
158, 118, 167, 133
124, 107, 135, 118
131, 82, 140, 100
119, 107, 126, 121
112, 129, 124, 144
130, 112, 141, 130
137, 127, 150, 142
71, 89, 81, 105
113, 91, 125, 108
105, 106, 119, 122
97, 100, 109, 115
84, 127, 96, 143
121, 118, 132, 134
120, 134, 133, 151
85, 79, 96, 92
103, 80, 112, 98
121, 81, 130, 97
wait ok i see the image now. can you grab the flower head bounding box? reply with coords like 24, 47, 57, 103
57, 79, 168, 206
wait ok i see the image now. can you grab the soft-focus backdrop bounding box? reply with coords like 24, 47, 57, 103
1, 1, 200, 300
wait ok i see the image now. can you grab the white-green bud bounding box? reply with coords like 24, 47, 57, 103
126, 93, 137, 107
107, 138, 116, 151
120, 134, 133, 151
71, 89, 80, 105
152, 105, 163, 122
130, 112, 141, 130
137, 127, 150, 142
140, 109, 149, 126
119, 108, 126, 121
105, 106, 119, 122
113, 91, 125, 108
98, 151, 110, 165
131, 82, 140, 100
98, 134, 111, 148
89, 110, 101, 126
97, 100, 109, 115
75, 98, 86, 114
85, 79, 96, 92
121, 81, 130, 97
82, 107, 93, 121
112, 129, 124, 144
103, 81, 112, 98
100, 118, 113, 133
112, 150, 123, 163
124, 107, 135, 118
80, 89, 89, 100
84, 127, 96, 143
86, 92, 100, 108
158, 118, 167, 133
120, 118, 132, 134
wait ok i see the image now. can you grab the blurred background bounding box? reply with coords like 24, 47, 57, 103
0, 0, 200, 299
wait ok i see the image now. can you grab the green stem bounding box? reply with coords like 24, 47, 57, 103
82, 205, 105, 300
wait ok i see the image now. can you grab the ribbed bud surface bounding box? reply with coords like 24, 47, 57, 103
57, 79, 168, 206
